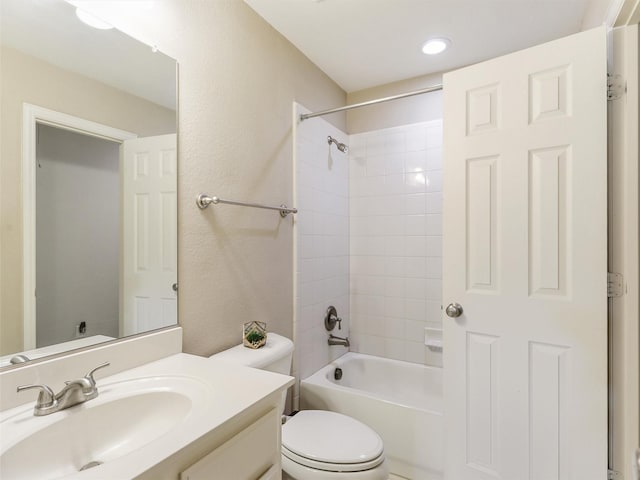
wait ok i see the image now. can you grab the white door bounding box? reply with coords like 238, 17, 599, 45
443, 27, 607, 479
121, 134, 177, 336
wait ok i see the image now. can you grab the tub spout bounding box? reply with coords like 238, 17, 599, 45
328, 334, 350, 347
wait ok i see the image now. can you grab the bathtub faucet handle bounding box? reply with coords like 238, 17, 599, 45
325, 306, 343, 332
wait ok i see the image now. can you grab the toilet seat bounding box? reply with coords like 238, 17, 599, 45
282, 410, 385, 473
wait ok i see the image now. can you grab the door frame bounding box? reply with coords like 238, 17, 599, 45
608, 10, 639, 478
21, 103, 136, 349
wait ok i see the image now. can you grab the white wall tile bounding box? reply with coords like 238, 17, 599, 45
405, 278, 428, 299
425, 171, 443, 193
405, 150, 427, 173
384, 236, 405, 257
426, 257, 443, 279
405, 257, 427, 278
405, 298, 426, 321
384, 338, 406, 361
425, 193, 443, 214
384, 277, 405, 298
378, 195, 403, 216
385, 152, 406, 175
405, 194, 427, 215
298, 117, 443, 380
385, 173, 405, 195
405, 320, 426, 341
425, 214, 443, 236
384, 297, 405, 319
384, 317, 406, 340
405, 215, 427, 236
405, 236, 427, 257
405, 172, 427, 194
366, 134, 385, 156
385, 256, 406, 277
425, 147, 442, 171
406, 125, 428, 152
426, 301, 442, 323
426, 236, 442, 257
294, 103, 350, 398
426, 124, 443, 148
385, 132, 406, 154
425, 279, 443, 301
349, 120, 443, 367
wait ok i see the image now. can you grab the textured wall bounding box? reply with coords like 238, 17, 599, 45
346, 72, 443, 134
71, 0, 347, 356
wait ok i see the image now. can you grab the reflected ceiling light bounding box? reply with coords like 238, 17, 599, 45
422, 38, 450, 55
75, 7, 114, 29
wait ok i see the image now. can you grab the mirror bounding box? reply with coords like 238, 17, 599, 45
0, 0, 178, 368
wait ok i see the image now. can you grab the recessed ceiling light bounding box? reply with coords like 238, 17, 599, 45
75, 7, 114, 30
422, 38, 450, 55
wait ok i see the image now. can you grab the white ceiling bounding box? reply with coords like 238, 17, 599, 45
244, 0, 592, 93
0, 0, 176, 110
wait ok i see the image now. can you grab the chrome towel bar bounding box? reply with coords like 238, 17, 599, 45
196, 194, 297, 218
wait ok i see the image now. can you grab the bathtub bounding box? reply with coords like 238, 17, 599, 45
300, 352, 443, 480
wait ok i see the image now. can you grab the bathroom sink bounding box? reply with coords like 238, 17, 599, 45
0, 375, 213, 479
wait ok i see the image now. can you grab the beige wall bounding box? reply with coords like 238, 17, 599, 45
0, 46, 176, 355
65, 0, 347, 357
346, 72, 443, 134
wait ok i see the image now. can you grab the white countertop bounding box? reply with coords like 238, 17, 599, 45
0, 352, 294, 479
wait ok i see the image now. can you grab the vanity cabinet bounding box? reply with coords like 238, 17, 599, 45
180, 407, 281, 480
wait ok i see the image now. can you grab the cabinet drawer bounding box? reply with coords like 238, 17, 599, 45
180, 408, 279, 480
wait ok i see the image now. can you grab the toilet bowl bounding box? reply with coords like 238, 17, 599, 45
210, 333, 389, 479
282, 410, 388, 479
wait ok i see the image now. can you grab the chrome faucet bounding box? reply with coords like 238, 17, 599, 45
17, 362, 110, 416
328, 334, 350, 347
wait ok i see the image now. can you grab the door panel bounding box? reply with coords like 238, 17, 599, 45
443, 27, 607, 479
121, 134, 177, 336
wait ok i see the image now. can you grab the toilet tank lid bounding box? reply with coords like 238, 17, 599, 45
211, 333, 293, 368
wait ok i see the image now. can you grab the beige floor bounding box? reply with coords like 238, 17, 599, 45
388, 475, 409, 480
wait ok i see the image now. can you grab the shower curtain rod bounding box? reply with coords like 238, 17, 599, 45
300, 84, 443, 121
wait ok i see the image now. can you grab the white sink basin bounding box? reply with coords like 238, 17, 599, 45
0, 375, 213, 479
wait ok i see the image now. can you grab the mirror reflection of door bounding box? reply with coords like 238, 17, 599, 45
121, 134, 177, 336
36, 124, 120, 347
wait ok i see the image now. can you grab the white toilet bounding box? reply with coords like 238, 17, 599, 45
210, 333, 389, 480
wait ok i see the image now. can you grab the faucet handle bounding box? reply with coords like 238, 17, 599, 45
17, 384, 56, 408
85, 362, 110, 386
325, 306, 344, 331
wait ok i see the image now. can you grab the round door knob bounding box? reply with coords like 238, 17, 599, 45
445, 303, 463, 318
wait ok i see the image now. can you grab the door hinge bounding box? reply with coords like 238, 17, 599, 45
607, 73, 625, 101
608, 272, 624, 297
607, 469, 622, 480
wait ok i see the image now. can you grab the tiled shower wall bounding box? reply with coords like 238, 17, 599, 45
349, 120, 443, 366
293, 103, 350, 406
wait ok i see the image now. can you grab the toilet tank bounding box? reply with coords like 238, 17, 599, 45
210, 333, 293, 375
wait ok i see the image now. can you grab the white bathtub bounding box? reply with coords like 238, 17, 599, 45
300, 352, 443, 480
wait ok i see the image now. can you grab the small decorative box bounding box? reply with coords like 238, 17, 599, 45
243, 321, 267, 349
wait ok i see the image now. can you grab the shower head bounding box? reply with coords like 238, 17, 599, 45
327, 136, 348, 153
